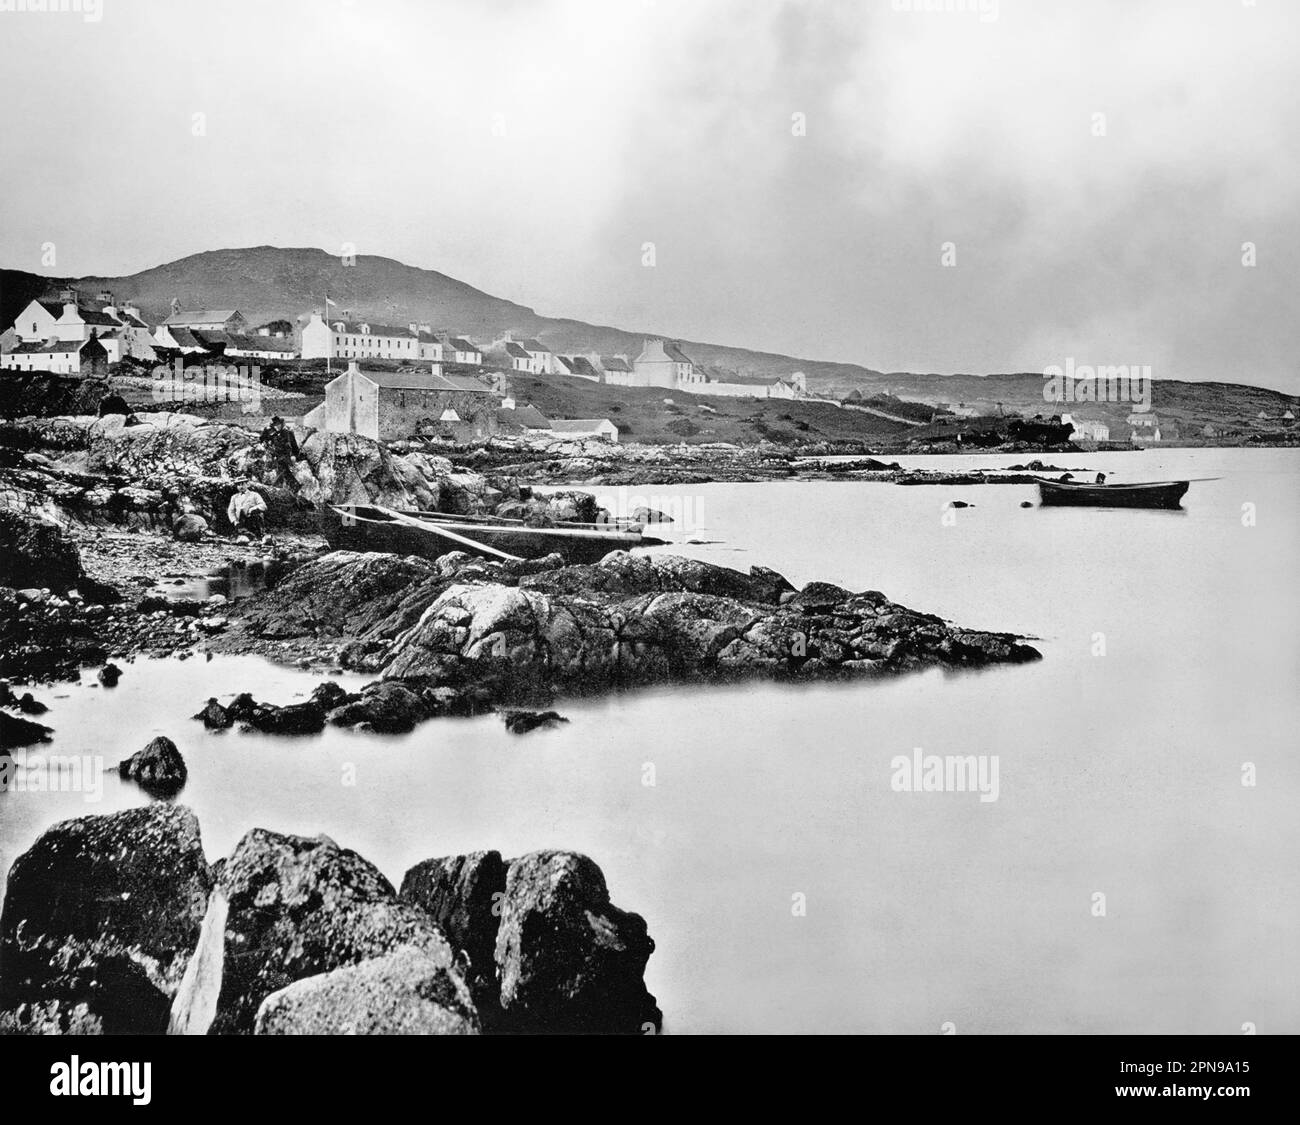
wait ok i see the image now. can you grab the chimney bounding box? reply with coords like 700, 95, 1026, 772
123, 304, 141, 319
347, 360, 360, 375
502, 395, 516, 410
418, 323, 432, 335
408, 322, 419, 335
96, 290, 113, 305
59, 286, 78, 303
62, 302, 77, 318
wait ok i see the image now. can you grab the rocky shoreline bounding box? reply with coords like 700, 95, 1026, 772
0, 804, 660, 1035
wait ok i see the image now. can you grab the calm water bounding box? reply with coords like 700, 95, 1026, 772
2, 447, 1297, 1034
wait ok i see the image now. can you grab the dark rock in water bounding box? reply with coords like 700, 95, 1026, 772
168, 828, 474, 1035
1020, 501, 1034, 508
193, 697, 233, 730
117, 736, 188, 797
253, 947, 477, 1035
0, 510, 84, 593
98, 663, 122, 687
225, 692, 258, 723
309, 681, 351, 711
503, 710, 569, 735
242, 698, 327, 735
631, 506, 674, 524
0, 710, 52, 750
0, 805, 213, 1034
495, 851, 661, 1035
325, 681, 423, 734
16, 692, 48, 715
400, 851, 506, 1002
949, 500, 972, 508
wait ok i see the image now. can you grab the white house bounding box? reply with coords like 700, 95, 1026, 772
633, 339, 696, 389
11, 299, 65, 342
0, 334, 110, 377
519, 338, 553, 374
164, 309, 247, 334
544, 418, 619, 443
1062, 413, 1111, 442
505, 341, 546, 374
300, 312, 422, 361
442, 335, 483, 365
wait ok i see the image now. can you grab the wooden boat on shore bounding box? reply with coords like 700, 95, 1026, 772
322, 504, 668, 564
1037, 479, 1191, 509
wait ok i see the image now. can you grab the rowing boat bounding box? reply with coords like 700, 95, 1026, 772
1037, 479, 1190, 509
322, 504, 668, 564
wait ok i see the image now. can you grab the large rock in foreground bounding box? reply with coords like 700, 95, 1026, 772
253, 946, 477, 1035
0, 805, 213, 1034
168, 829, 476, 1035
495, 851, 662, 1035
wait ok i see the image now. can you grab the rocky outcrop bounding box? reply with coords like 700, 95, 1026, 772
0, 805, 213, 1034
0, 708, 52, 750
117, 735, 188, 797
168, 829, 475, 1035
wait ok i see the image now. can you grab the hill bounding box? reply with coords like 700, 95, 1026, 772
2, 246, 1296, 440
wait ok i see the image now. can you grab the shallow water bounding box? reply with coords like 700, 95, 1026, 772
2, 447, 1297, 1033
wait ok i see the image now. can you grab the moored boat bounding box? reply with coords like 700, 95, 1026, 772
1037, 479, 1190, 509
322, 504, 668, 564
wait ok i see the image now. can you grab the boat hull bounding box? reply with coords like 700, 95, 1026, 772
1037, 480, 1190, 509
322, 505, 662, 565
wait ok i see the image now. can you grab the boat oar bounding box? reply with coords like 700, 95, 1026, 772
374, 505, 525, 562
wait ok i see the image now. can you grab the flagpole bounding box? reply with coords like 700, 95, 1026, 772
325, 291, 331, 378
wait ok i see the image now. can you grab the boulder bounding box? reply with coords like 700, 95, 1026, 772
253, 946, 477, 1035
0, 509, 84, 592
399, 851, 506, 1000
494, 851, 661, 1035
168, 829, 475, 1035
117, 735, 188, 797
97, 662, 122, 687
0, 805, 213, 1034
325, 680, 425, 734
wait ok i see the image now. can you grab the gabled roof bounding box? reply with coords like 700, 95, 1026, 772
28, 300, 64, 317
568, 357, 601, 379
161, 326, 209, 349
329, 320, 415, 338
664, 342, 694, 365
70, 307, 123, 327
164, 309, 241, 325
520, 338, 549, 354
117, 312, 149, 328
10, 339, 96, 355
447, 338, 478, 353
355, 371, 493, 392
504, 342, 531, 359
601, 356, 631, 372
497, 404, 552, 429
225, 333, 296, 353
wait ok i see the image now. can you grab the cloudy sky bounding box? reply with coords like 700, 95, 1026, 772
1, 0, 1297, 391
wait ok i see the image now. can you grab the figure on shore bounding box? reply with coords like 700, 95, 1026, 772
259, 416, 302, 486
227, 480, 267, 538
97, 391, 138, 425
1095, 472, 1107, 484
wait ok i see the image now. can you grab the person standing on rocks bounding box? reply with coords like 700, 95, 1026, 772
259, 416, 302, 486
227, 480, 268, 538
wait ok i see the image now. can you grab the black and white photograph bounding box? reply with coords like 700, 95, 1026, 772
0, 0, 1295, 1097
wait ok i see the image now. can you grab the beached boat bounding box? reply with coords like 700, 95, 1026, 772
1037, 479, 1190, 509
322, 504, 668, 564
